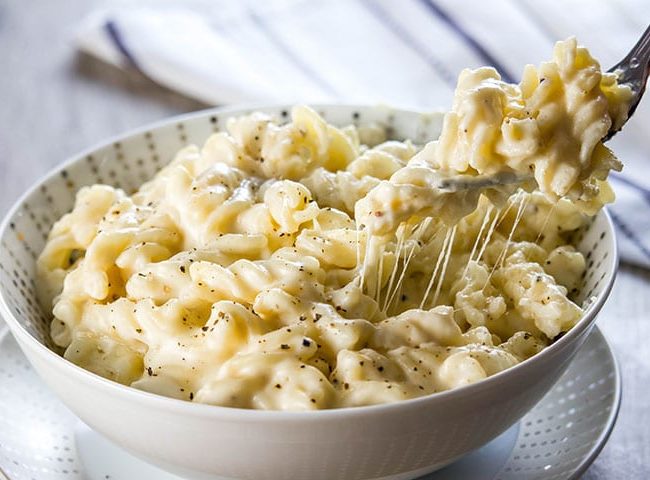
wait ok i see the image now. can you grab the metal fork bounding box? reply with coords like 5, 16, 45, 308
605, 24, 650, 140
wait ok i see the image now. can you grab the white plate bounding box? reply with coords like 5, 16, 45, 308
0, 322, 619, 480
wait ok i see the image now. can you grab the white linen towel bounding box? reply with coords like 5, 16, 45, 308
76, 0, 650, 267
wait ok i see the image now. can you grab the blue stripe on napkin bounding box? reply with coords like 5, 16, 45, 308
609, 209, 650, 261
360, 0, 457, 88
611, 173, 650, 205
104, 20, 141, 69
418, 0, 516, 82
249, 12, 339, 96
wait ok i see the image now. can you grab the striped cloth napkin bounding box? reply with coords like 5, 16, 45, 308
76, 0, 650, 267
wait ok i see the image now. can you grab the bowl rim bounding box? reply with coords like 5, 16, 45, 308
0, 103, 619, 420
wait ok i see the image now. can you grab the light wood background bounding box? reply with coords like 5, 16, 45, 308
0, 0, 648, 478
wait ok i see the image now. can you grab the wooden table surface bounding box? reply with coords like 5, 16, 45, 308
1, 0, 648, 478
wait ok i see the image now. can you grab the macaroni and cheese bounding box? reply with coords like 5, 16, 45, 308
38, 39, 628, 410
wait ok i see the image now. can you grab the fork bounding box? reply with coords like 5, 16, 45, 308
604, 23, 650, 140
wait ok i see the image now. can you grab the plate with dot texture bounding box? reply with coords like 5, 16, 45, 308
0, 321, 619, 480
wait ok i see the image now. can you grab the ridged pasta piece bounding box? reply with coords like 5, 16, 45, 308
37, 185, 125, 306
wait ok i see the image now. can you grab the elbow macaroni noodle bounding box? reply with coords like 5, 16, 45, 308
38, 39, 629, 410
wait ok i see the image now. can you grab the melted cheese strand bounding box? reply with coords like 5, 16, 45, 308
375, 244, 385, 304
484, 194, 528, 290
475, 207, 501, 264
382, 228, 406, 313
432, 225, 457, 306
420, 227, 452, 309
385, 231, 420, 313
534, 203, 557, 244
463, 204, 494, 276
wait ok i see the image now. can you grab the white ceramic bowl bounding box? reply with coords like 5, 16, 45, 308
0, 105, 618, 480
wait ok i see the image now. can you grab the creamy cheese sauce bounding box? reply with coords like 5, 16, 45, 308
38, 39, 627, 410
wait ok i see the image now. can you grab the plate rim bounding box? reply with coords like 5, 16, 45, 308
488, 325, 622, 480
566, 326, 622, 479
